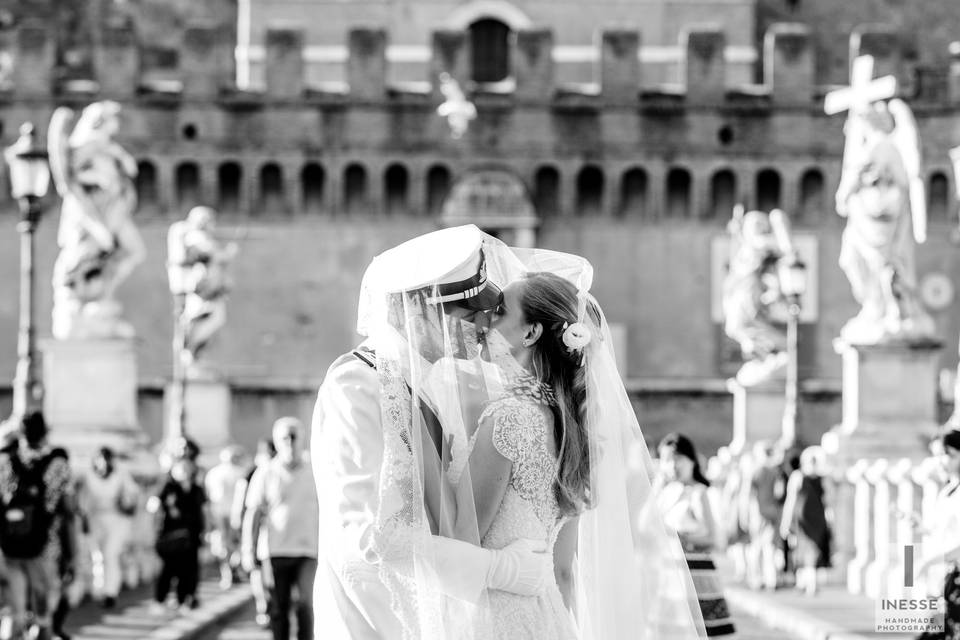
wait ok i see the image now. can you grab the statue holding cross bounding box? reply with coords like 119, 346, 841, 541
824, 55, 935, 345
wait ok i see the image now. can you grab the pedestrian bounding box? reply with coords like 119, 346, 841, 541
0, 412, 75, 640
780, 446, 833, 596
745, 440, 786, 590
656, 432, 737, 638
205, 445, 247, 589
242, 417, 318, 640
77, 446, 139, 608
232, 438, 276, 627
148, 455, 206, 611
912, 428, 960, 639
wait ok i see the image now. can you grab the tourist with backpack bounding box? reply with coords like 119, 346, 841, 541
147, 455, 206, 611
0, 412, 74, 640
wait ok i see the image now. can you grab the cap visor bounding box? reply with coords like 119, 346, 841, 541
452, 281, 502, 312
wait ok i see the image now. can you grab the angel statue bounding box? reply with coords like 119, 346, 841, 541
827, 58, 935, 345
722, 206, 790, 386
167, 206, 238, 375
47, 100, 146, 339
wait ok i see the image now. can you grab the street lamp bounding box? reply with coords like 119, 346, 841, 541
4, 123, 51, 417
778, 252, 808, 448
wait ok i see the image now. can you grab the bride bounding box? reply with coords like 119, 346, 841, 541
363, 235, 706, 639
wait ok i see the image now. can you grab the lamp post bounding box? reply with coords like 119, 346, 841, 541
4, 123, 51, 418
778, 252, 808, 448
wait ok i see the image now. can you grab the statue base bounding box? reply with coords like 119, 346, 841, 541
727, 378, 787, 455
822, 339, 941, 464
823, 339, 941, 591
164, 376, 232, 457
41, 338, 150, 460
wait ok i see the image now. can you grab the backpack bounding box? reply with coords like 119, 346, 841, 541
0, 451, 58, 559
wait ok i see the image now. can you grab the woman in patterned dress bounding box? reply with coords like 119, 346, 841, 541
657, 433, 737, 637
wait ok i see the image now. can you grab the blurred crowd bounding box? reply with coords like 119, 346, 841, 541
653, 430, 960, 639
0, 411, 319, 640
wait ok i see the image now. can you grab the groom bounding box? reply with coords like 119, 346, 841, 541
312, 225, 552, 639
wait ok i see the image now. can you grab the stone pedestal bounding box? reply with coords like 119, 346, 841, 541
727, 379, 786, 455
41, 338, 147, 458
823, 339, 942, 591
164, 377, 231, 455
824, 340, 941, 464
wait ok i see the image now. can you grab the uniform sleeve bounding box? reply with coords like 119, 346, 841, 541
312, 354, 383, 563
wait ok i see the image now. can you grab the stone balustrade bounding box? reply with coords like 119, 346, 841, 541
831, 455, 948, 598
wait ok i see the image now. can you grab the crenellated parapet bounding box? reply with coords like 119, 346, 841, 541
12, 19, 54, 98
764, 23, 814, 105
5, 17, 960, 111
1, 15, 959, 224
266, 27, 306, 99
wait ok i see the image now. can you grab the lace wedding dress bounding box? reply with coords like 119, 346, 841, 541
468, 379, 577, 640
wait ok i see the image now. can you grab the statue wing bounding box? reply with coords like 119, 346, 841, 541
47, 106, 76, 197
888, 98, 927, 243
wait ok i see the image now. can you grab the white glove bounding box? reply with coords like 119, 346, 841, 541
485, 538, 550, 596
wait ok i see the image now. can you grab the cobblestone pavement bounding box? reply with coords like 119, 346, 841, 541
198, 599, 800, 639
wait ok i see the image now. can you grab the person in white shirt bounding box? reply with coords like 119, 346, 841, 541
77, 446, 138, 609
242, 418, 318, 640
204, 445, 247, 589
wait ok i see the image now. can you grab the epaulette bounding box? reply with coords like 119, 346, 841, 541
352, 346, 377, 370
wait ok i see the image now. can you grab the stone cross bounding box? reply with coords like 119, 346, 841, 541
824, 55, 897, 115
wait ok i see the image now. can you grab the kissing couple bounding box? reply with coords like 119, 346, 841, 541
313, 225, 707, 639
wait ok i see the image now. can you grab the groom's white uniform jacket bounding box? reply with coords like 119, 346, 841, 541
312, 348, 403, 640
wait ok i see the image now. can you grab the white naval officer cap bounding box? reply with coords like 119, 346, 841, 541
372, 224, 502, 311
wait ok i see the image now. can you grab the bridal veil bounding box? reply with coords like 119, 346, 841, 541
355, 226, 707, 640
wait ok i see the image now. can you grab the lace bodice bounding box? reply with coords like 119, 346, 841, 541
476, 384, 563, 551
472, 383, 575, 640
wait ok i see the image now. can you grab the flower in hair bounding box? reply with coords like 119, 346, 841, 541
561, 321, 592, 352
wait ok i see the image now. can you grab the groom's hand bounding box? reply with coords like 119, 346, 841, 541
486, 538, 550, 596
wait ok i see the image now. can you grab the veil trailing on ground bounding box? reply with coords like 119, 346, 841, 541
357, 229, 707, 639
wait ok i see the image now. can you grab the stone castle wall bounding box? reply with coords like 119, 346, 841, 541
0, 4, 959, 447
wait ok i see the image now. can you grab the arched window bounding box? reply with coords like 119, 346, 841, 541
756, 168, 781, 211
384, 164, 409, 215
469, 19, 510, 83
344, 163, 368, 215
929, 171, 950, 222
618, 167, 648, 218
666, 167, 692, 218
175, 162, 200, 211
426, 164, 452, 216
575, 165, 604, 216
709, 169, 736, 220
302, 163, 325, 214
136, 160, 158, 214
799, 168, 825, 223
218, 162, 242, 213
260, 163, 285, 215
533, 165, 560, 218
